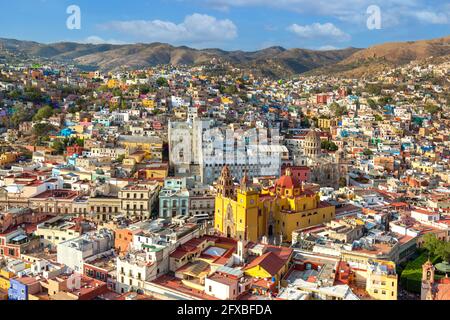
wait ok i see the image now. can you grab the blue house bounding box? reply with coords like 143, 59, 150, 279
67, 154, 79, 166
383, 105, 395, 115
159, 177, 191, 218
59, 128, 75, 137
8, 278, 28, 300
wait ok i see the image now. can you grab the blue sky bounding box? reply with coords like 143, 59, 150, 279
0, 0, 449, 51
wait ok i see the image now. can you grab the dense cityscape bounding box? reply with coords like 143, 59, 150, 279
0, 36, 449, 302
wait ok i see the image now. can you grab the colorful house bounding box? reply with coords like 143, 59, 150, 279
243, 244, 293, 295
0, 152, 19, 166
8, 277, 41, 300
0, 269, 14, 298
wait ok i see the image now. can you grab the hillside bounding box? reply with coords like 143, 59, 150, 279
1, 36, 449, 78
311, 35, 450, 77
0, 38, 359, 78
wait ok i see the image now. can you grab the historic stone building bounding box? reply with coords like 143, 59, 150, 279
295, 130, 343, 189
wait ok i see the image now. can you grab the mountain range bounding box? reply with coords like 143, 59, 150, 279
1, 36, 449, 78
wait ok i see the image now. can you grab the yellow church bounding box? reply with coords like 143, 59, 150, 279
214, 166, 336, 243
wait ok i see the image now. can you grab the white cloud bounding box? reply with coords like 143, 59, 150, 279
318, 45, 339, 51
288, 23, 351, 42
413, 11, 449, 24
100, 13, 237, 45
199, 0, 450, 27
83, 36, 126, 45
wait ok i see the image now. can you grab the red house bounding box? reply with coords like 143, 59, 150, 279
316, 94, 329, 104
67, 145, 84, 157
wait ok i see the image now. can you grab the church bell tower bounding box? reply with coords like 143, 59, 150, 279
217, 166, 234, 198
421, 260, 435, 300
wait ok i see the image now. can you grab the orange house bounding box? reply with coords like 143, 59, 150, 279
114, 227, 141, 255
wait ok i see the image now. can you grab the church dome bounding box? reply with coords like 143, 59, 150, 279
304, 130, 322, 158
305, 130, 321, 145
276, 168, 302, 189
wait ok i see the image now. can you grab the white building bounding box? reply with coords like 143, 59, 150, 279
56, 229, 114, 273
411, 208, 440, 224
204, 266, 251, 300
116, 251, 159, 294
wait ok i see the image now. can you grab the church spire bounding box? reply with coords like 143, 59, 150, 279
217, 166, 234, 198
240, 170, 251, 191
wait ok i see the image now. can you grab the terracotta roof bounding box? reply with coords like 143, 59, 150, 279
434, 282, 450, 300
244, 252, 286, 277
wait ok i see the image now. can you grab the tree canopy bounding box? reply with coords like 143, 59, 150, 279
156, 77, 169, 87
321, 140, 339, 151
330, 102, 347, 117
33, 105, 54, 122
423, 233, 450, 263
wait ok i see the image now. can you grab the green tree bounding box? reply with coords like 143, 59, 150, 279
339, 177, 347, 188
33, 123, 56, 136
363, 149, 374, 156
11, 106, 33, 128
8, 90, 21, 100
23, 87, 47, 103
33, 105, 54, 121
366, 83, 382, 95
424, 103, 441, 115
156, 77, 169, 87
223, 85, 238, 95
435, 242, 450, 263
423, 233, 440, 256
367, 99, 377, 110
330, 102, 347, 117
423, 233, 450, 263
374, 114, 384, 122
52, 140, 66, 155
379, 96, 393, 106
301, 117, 311, 128
321, 140, 339, 151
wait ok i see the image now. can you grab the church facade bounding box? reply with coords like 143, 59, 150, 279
214, 166, 335, 243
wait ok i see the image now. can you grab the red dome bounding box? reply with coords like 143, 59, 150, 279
276, 168, 302, 189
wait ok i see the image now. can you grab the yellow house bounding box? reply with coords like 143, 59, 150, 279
221, 97, 233, 104
135, 163, 169, 183
142, 99, 155, 109
365, 260, 398, 300
118, 136, 163, 161
318, 118, 338, 130
243, 246, 293, 288
123, 151, 146, 167
214, 167, 335, 242
70, 125, 86, 135
0, 152, 19, 166
0, 269, 14, 293
107, 79, 120, 89
411, 161, 434, 175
